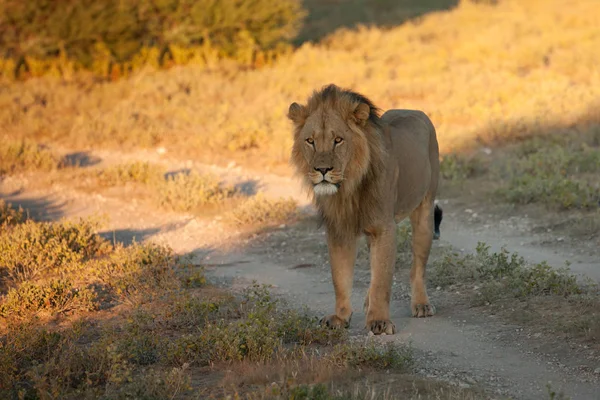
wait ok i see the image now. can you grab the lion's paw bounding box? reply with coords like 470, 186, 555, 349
411, 302, 435, 318
368, 320, 396, 335
320, 314, 350, 329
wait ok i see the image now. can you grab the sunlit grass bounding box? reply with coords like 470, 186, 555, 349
1, 0, 597, 172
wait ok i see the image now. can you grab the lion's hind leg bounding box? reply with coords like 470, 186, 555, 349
409, 198, 436, 317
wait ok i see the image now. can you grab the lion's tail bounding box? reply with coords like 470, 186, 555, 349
433, 204, 443, 240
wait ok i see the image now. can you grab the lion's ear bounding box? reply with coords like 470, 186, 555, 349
352, 103, 370, 126
288, 102, 307, 126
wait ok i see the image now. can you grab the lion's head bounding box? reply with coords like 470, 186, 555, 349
287, 84, 384, 198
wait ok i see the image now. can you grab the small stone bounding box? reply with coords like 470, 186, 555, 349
368, 331, 375, 337
594, 368, 600, 375
436, 286, 442, 291
156, 147, 167, 154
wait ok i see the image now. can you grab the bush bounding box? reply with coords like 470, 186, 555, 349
496, 144, 600, 209
0, 321, 190, 399
0, 218, 109, 283
159, 170, 238, 212
328, 342, 413, 371
227, 193, 298, 226
93, 241, 180, 303
0, 0, 306, 75
0, 199, 24, 226
0, 138, 63, 176
430, 242, 583, 299
439, 153, 486, 181
0, 279, 97, 317
97, 161, 163, 186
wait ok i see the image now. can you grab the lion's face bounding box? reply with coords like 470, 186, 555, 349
288, 101, 371, 197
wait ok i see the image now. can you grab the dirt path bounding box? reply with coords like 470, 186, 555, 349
2, 149, 600, 399
200, 223, 599, 400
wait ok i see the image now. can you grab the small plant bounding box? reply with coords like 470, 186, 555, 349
159, 171, 238, 212
495, 144, 600, 210
328, 341, 413, 371
0, 138, 64, 176
0, 279, 97, 317
227, 193, 298, 227
439, 153, 486, 181
93, 241, 180, 303
0, 218, 110, 283
0, 199, 24, 226
97, 161, 163, 186
431, 242, 585, 301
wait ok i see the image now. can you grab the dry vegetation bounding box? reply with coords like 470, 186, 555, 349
1, 0, 598, 172
0, 212, 488, 399
1, 1, 599, 398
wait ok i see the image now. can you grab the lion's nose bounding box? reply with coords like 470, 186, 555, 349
315, 167, 333, 176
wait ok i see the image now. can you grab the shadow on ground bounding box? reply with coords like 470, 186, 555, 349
62, 151, 102, 168
0, 193, 66, 221
296, 0, 460, 44
98, 227, 164, 246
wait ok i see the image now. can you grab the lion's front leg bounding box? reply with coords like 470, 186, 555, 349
364, 223, 397, 335
320, 236, 357, 330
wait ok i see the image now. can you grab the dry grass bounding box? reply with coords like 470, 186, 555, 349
226, 193, 298, 227
2, 214, 468, 400
75, 161, 241, 213
0, 138, 65, 176
0, 199, 24, 226
1, 0, 598, 172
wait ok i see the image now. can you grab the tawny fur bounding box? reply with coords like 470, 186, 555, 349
288, 84, 441, 335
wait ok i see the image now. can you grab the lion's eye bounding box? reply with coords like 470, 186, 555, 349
334, 137, 343, 144
306, 138, 314, 145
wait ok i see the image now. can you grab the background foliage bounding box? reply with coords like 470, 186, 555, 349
0, 0, 306, 78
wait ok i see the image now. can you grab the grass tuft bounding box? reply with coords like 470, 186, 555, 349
0, 199, 25, 227
0, 138, 64, 176
227, 193, 298, 227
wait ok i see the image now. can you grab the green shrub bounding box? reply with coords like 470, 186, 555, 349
0, 320, 190, 399
496, 144, 600, 209
97, 161, 163, 186
93, 241, 180, 302
0, 218, 109, 283
439, 153, 486, 181
328, 342, 413, 371
0, 138, 63, 176
159, 171, 237, 212
0, 0, 306, 74
227, 193, 298, 226
0, 279, 97, 317
430, 242, 583, 299
0, 199, 24, 226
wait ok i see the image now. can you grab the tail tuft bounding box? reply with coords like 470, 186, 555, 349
433, 204, 443, 240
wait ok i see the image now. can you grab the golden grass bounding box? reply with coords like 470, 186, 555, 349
1, 0, 599, 174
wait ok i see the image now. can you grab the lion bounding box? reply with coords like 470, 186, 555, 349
287, 84, 442, 335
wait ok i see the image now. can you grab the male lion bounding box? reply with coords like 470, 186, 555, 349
287, 84, 442, 335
